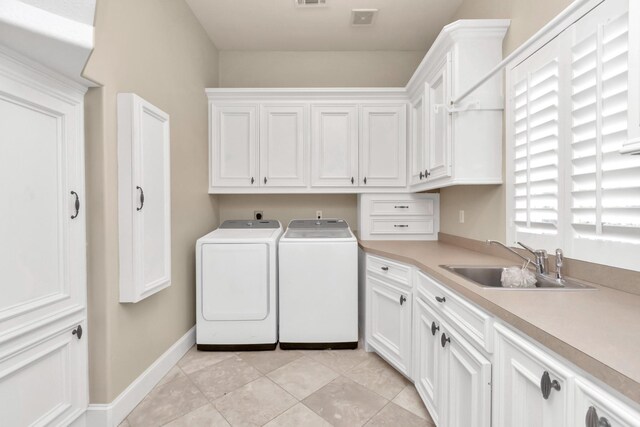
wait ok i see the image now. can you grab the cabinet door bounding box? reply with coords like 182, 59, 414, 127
360, 105, 407, 187
440, 325, 492, 427
260, 105, 307, 187
426, 55, 452, 181
366, 274, 412, 376
0, 68, 86, 336
211, 104, 259, 187
118, 94, 172, 303
494, 324, 572, 427
410, 86, 428, 186
413, 298, 442, 425
311, 105, 358, 187
573, 378, 640, 427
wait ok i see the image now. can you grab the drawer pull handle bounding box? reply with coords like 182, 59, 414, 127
435, 296, 446, 303
540, 371, 561, 399
586, 406, 611, 427
441, 332, 450, 348
394, 205, 409, 209
399, 295, 406, 305
394, 224, 409, 228
381, 266, 389, 271
431, 322, 440, 336
136, 186, 145, 211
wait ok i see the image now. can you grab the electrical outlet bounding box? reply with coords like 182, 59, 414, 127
316, 210, 322, 219
254, 211, 263, 220
459, 210, 465, 224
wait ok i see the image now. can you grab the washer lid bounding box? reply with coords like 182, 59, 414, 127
284, 219, 353, 239
219, 219, 280, 229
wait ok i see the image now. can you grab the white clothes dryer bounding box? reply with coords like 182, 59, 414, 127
196, 220, 282, 350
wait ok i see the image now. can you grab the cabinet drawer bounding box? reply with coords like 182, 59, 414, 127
367, 254, 412, 287
416, 270, 492, 353
369, 218, 434, 235
370, 199, 434, 216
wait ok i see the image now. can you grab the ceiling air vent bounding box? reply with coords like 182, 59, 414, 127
351, 9, 378, 26
295, 0, 327, 7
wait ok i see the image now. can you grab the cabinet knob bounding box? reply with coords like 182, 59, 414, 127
540, 371, 561, 400
441, 332, 450, 348
425, 169, 430, 177
264, 177, 267, 184
72, 325, 83, 340
251, 177, 254, 184
381, 266, 389, 271
419, 171, 424, 180
351, 177, 354, 184
435, 296, 446, 303
136, 186, 145, 211
431, 321, 440, 336
399, 295, 406, 305
586, 406, 611, 427
70, 191, 80, 219
363, 177, 367, 185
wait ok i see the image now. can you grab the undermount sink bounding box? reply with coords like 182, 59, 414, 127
440, 265, 595, 290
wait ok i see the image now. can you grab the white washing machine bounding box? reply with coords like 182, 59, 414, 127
279, 219, 358, 349
196, 220, 282, 350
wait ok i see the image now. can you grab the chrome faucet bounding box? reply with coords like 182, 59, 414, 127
486, 240, 549, 275
555, 249, 563, 280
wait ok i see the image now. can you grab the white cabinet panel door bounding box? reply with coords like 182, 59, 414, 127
118, 94, 172, 303
260, 105, 307, 187
367, 274, 412, 376
440, 325, 491, 427
0, 69, 85, 336
426, 55, 452, 182
573, 378, 640, 427
360, 105, 407, 187
494, 324, 572, 427
413, 298, 442, 425
211, 104, 259, 187
311, 105, 358, 187
410, 86, 429, 186
0, 322, 87, 426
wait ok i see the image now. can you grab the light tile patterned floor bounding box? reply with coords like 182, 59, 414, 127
120, 345, 436, 427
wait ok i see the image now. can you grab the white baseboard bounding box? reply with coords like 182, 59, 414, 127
84, 326, 195, 427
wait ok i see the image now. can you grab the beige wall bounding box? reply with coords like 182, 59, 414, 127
219, 50, 424, 88
217, 50, 424, 229
439, 0, 573, 241
83, 0, 219, 403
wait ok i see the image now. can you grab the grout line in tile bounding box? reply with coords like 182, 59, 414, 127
361, 400, 393, 427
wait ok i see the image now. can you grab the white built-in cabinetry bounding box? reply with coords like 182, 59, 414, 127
407, 20, 509, 191
117, 93, 172, 303
0, 49, 89, 426
206, 20, 508, 194
361, 251, 640, 427
207, 91, 408, 193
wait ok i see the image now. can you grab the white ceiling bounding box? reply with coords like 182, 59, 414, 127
185, 0, 463, 51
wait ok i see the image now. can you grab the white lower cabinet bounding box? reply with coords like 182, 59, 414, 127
493, 323, 572, 427
366, 272, 412, 377
364, 254, 640, 427
413, 294, 491, 427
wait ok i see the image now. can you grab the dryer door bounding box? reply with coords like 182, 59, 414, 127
201, 243, 269, 320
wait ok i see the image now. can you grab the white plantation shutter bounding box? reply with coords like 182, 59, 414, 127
508, 0, 640, 271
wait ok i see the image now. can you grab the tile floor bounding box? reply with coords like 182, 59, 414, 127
120, 345, 436, 427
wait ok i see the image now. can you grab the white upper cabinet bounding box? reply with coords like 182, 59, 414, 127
211, 104, 259, 188
410, 86, 429, 185
360, 105, 407, 187
425, 55, 452, 182
118, 93, 172, 303
407, 20, 509, 191
311, 105, 359, 187
260, 105, 307, 187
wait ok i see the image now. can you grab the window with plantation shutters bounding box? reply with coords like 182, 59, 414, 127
507, 0, 640, 271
